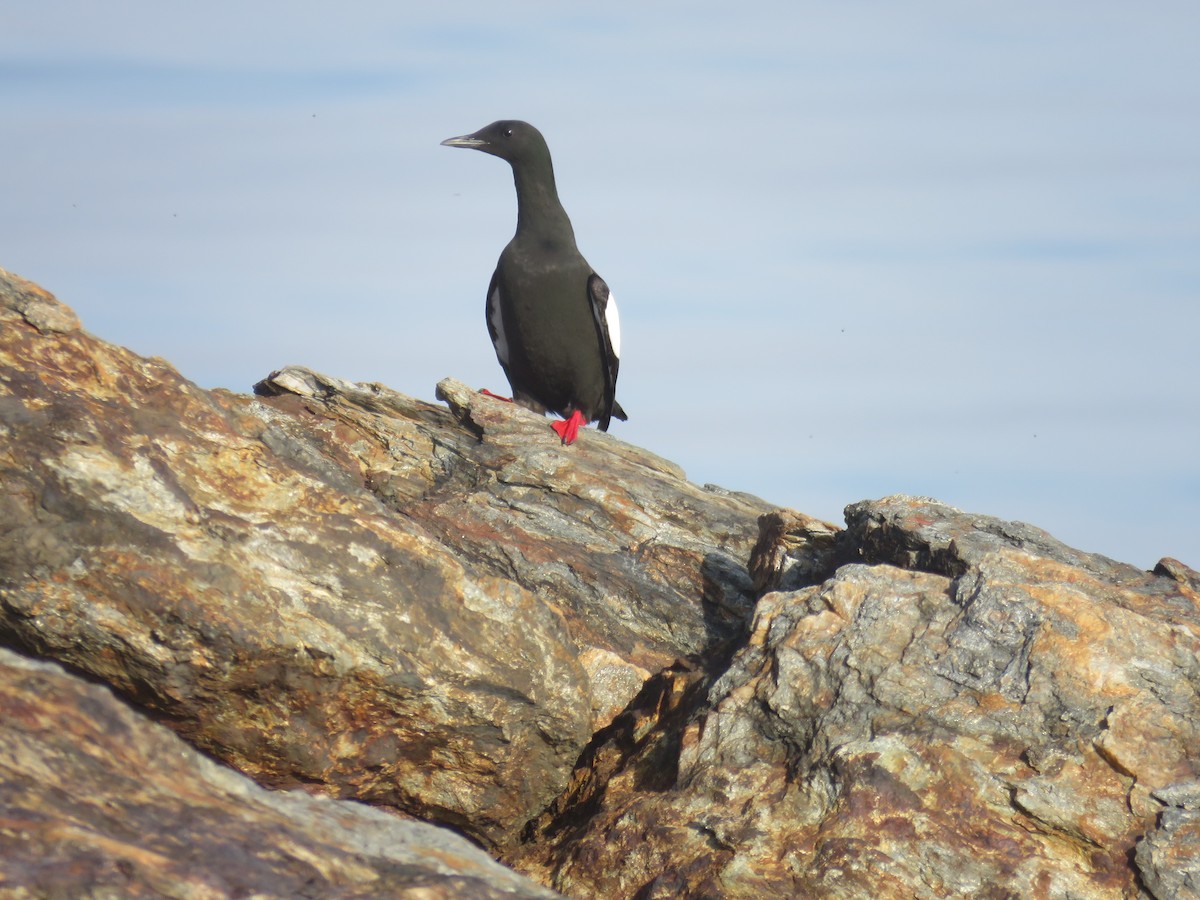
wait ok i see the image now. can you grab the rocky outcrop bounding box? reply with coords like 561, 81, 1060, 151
2, 267, 1198, 898
0, 267, 767, 853
509, 497, 1200, 897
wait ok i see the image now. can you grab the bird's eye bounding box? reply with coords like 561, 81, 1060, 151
504, 128, 513, 137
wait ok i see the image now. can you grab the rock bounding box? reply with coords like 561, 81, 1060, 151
0, 269, 769, 850
3, 269, 1198, 897
747, 507, 842, 594
425, 374, 769, 673
1136, 783, 1200, 900
1155, 556, 1200, 594
0, 265, 81, 333
0, 646, 560, 898
507, 498, 1200, 898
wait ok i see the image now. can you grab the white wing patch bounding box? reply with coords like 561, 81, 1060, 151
487, 281, 509, 366
605, 290, 621, 360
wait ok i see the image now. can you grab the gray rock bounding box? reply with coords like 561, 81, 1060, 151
510, 500, 1200, 898
1137, 782, 1200, 900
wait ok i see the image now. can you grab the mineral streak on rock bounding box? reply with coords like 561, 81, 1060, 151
2, 268, 1198, 898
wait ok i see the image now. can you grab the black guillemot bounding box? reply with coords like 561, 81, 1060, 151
441, 120, 626, 445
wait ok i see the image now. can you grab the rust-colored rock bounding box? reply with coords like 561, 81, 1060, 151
0, 646, 559, 898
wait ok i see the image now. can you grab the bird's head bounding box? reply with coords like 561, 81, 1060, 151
441, 120, 549, 166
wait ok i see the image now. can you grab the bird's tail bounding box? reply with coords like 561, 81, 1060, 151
597, 401, 627, 432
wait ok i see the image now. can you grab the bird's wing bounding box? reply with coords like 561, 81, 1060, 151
587, 273, 622, 430
485, 267, 510, 371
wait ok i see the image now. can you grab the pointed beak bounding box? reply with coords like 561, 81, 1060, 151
441, 133, 486, 149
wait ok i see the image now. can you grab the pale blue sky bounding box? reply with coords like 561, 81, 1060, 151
5, 2, 1198, 567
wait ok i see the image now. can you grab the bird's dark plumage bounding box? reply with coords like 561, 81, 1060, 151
441, 120, 626, 443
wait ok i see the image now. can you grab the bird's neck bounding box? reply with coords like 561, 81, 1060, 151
511, 159, 577, 244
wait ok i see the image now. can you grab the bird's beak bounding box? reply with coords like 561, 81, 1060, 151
441, 133, 487, 149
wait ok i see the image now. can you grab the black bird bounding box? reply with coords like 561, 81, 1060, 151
441, 120, 626, 445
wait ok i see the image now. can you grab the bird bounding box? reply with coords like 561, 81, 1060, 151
441, 120, 626, 445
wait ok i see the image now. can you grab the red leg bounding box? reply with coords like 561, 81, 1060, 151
479, 388, 512, 402
551, 409, 587, 445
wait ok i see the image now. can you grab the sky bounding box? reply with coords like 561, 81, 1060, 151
4, 2, 1198, 569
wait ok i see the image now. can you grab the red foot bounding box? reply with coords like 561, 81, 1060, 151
551, 409, 587, 445
479, 388, 512, 402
